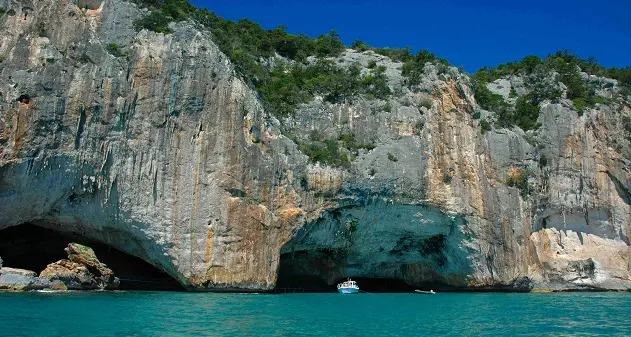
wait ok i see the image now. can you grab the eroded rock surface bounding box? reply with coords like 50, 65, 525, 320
40, 260, 98, 290
66, 243, 119, 288
40, 243, 119, 290
0, 0, 629, 291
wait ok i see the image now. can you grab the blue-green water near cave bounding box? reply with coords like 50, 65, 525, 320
1, 291, 630, 336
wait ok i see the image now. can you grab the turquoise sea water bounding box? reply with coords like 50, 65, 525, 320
1, 291, 630, 336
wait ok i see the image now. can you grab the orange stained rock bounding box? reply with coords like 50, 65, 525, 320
278, 208, 302, 223
86, 7, 102, 17
205, 228, 213, 265
564, 135, 581, 155
508, 167, 521, 181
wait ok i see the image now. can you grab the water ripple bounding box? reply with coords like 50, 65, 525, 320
0, 292, 629, 336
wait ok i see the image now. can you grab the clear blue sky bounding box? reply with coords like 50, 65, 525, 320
190, 0, 631, 73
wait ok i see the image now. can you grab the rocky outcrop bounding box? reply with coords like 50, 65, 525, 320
0, 242, 118, 291
40, 260, 100, 290
0, 0, 629, 292
39, 243, 119, 290
0, 267, 64, 291
66, 243, 119, 288
1, 267, 37, 278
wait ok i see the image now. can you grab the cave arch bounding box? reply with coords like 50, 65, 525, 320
0, 223, 183, 291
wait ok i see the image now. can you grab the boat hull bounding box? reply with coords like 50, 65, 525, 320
338, 287, 359, 294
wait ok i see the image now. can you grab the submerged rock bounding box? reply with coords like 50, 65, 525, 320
39, 243, 119, 290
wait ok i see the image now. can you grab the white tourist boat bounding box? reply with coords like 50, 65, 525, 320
414, 289, 436, 294
337, 279, 359, 294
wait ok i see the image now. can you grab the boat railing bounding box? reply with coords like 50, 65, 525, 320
337, 281, 358, 288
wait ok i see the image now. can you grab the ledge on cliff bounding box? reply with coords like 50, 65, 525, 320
0, 223, 183, 291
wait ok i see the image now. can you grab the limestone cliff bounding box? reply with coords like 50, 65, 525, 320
0, 0, 629, 291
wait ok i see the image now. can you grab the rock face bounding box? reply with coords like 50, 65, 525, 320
0, 0, 299, 291
0, 0, 629, 292
39, 243, 119, 290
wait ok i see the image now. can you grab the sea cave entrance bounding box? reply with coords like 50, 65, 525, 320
276, 251, 415, 293
0, 223, 183, 291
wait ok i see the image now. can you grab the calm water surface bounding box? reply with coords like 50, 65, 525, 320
1, 291, 630, 336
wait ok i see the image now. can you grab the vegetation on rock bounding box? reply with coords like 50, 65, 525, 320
131, 0, 454, 119
472, 51, 631, 130
129, 0, 630, 170
474, 51, 631, 89
106, 43, 126, 57
506, 168, 535, 198
401, 50, 449, 87
339, 134, 376, 153
480, 119, 491, 134
299, 139, 350, 168
258, 60, 391, 117
387, 152, 398, 162
296, 132, 376, 168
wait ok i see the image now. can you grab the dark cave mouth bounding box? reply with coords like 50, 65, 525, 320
276, 252, 416, 293
275, 273, 416, 293
276, 250, 533, 293
0, 223, 184, 291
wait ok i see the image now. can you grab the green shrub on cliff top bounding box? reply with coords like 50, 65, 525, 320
133, 0, 194, 33
471, 50, 630, 130
257, 59, 393, 118
314, 31, 345, 57
133, 11, 174, 33
513, 95, 542, 131
133, 0, 458, 118
351, 40, 370, 52
472, 80, 509, 113
361, 66, 392, 99
132, 0, 628, 126
492, 94, 541, 131
473, 51, 630, 122
257, 60, 361, 117
402, 50, 449, 87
